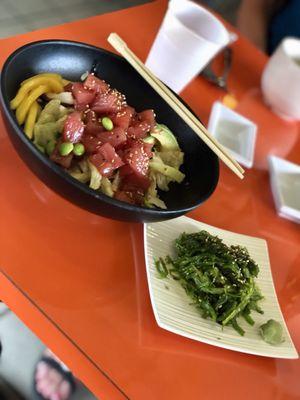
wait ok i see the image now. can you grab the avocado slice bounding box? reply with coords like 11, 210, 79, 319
150, 124, 179, 151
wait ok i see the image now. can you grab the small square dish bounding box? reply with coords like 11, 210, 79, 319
144, 216, 298, 358
208, 101, 257, 168
269, 155, 300, 223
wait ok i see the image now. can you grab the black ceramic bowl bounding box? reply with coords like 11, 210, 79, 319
0, 40, 219, 222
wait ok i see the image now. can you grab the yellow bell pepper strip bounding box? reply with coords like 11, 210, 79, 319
21, 73, 62, 86
24, 101, 40, 139
10, 76, 63, 110
16, 85, 49, 125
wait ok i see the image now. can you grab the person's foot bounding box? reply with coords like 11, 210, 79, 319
34, 349, 75, 400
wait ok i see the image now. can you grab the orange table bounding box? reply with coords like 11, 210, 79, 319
0, 1, 299, 399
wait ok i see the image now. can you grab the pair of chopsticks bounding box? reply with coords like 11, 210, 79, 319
107, 33, 244, 179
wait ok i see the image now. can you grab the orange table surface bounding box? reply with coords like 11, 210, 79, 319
0, 1, 300, 399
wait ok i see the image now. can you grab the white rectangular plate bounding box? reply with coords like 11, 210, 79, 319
208, 101, 257, 168
269, 155, 300, 223
144, 216, 298, 358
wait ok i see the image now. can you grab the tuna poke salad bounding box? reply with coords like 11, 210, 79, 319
10, 72, 185, 209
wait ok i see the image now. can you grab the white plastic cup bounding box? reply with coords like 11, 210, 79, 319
262, 38, 300, 120
145, 0, 231, 93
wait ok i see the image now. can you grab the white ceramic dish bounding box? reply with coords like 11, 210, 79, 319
208, 101, 257, 168
269, 155, 300, 223
144, 216, 298, 358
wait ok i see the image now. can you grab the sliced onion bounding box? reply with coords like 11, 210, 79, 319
80, 71, 89, 81
46, 92, 74, 105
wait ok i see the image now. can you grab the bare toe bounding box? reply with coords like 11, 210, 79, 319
34, 356, 73, 400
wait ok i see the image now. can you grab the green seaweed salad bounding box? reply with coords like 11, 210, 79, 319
155, 230, 264, 336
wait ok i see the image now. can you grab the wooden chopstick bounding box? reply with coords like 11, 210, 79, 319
122, 41, 244, 175
107, 33, 244, 179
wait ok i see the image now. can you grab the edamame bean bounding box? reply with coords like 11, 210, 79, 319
73, 143, 85, 156
102, 117, 113, 131
59, 142, 74, 156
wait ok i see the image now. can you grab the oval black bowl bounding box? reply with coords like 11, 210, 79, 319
0, 40, 219, 222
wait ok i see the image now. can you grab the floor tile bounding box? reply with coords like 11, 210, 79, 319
23, 14, 66, 30
0, 18, 28, 38
0, 2, 17, 19
3, 0, 59, 14
0, 0, 151, 38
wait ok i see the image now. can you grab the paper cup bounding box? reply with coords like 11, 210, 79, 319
145, 0, 231, 93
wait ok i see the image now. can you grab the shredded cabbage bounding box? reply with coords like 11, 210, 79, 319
56, 115, 67, 133
111, 172, 121, 192
100, 177, 114, 197
47, 92, 74, 105
157, 150, 184, 169
69, 159, 119, 197
37, 99, 61, 124
34, 122, 59, 147
78, 159, 90, 174
88, 161, 102, 190
155, 173, 172, 192
149, 153, 185, 184
146, 148, 184, 206
69, 166, 90, 183
148, 123, 184, 198
33, 100, 70, 148
144, 172, 167, 209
